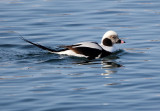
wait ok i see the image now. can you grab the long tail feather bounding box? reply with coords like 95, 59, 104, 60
21, 37, 57, 53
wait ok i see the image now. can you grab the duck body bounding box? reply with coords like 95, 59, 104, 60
22, 30, 125, 59
56, 42, 112, 59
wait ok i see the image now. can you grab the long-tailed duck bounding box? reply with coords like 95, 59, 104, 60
22, 30, 125, 59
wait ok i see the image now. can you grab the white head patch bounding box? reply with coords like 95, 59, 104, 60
102, 30, 117, 39
101, 30, 118, 44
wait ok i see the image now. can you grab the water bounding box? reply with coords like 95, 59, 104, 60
0, 0, 160, 111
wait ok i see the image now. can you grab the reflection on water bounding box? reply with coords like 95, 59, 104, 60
72, 55, 123, 78
101, 59, 122, 68
101, 58, 122, 80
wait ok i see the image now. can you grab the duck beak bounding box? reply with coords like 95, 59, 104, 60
121, 40, 125, 44
117, 39, 125, 44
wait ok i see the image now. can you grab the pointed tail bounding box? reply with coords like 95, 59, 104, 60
21, 37, 57, 53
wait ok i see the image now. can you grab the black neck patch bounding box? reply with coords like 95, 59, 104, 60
102, 38, 113, 46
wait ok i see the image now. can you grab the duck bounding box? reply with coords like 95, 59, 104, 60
22, 30, 125, 59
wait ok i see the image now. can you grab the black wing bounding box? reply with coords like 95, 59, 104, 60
65, 45, 102, 59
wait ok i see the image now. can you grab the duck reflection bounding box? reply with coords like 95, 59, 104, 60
101, 58, 122, 76
72, 56, 124, 86
101, 59, 122, 69
72, 56, 122, 70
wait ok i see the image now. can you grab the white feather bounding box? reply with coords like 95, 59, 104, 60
74, 42, 102, 50
100, 45, 117, 52
57, 50, 87, 57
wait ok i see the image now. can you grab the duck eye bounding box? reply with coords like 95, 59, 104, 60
111, 36, 116, 39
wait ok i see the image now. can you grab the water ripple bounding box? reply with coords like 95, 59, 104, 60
1, 0, 160, 111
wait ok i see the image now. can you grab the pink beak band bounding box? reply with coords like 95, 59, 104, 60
121, 40, 125, 44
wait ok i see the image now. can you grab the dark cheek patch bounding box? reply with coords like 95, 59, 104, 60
102, 38, 113, 46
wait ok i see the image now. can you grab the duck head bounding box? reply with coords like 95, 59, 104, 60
101, 30, 125, 46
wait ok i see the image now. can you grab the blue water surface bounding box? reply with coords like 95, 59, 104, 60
0, 0, 160, 111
